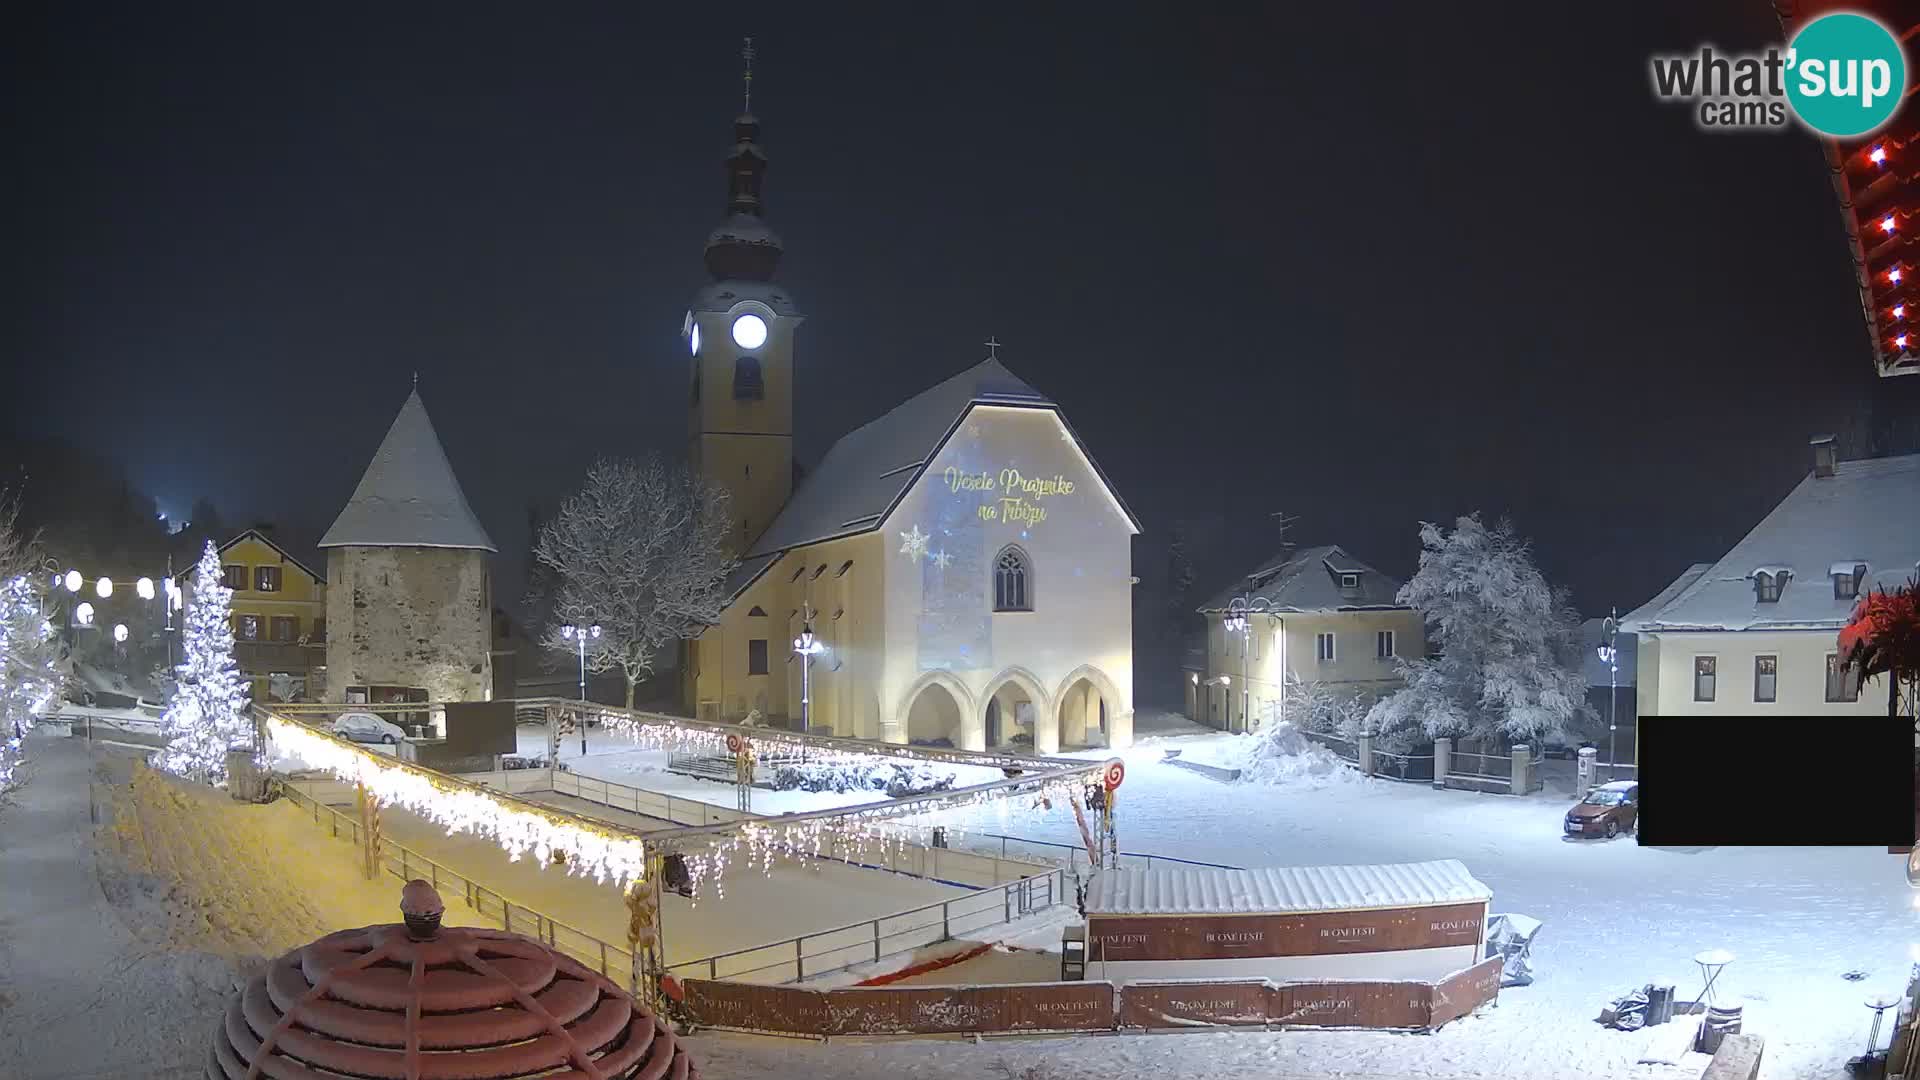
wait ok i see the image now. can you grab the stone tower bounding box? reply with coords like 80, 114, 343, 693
685, 49, 802, 554
319, 388, 496, 723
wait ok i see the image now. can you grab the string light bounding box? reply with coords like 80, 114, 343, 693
1896, 305, 1906, 320
1891, 268, 1903, 284
1898, 334, 1910, 350
1883, 215, 1899, 234
1872, 145, 1888, 165
266, 717, 650, 887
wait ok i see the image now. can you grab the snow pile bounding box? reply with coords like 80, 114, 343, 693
1236, 721, 1360, 787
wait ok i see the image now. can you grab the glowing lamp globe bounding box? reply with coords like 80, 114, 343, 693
730, 313, 768, 349
113, 623, 128, 643
96, 577, 113, 598
75, 602, 94, 627
63, 570, 81, 593
136, 577, 155, 600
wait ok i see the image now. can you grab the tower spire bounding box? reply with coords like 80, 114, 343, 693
742, 36, 755, 114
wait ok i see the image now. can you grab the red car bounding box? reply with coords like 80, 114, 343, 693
1565, 781, 1639, 839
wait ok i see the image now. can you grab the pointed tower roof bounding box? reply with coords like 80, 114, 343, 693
319, 390, 497, 552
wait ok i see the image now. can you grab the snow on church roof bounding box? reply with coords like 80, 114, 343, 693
736, 358, 1140, 570
1621, 452, 1920, 633
1085, 859, 1491, 917
319, 390, 497, 552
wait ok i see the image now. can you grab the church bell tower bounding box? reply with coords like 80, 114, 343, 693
686, 38, 800, 553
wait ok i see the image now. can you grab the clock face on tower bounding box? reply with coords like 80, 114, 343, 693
689, 322, 701, 356
731, 313, 768, 350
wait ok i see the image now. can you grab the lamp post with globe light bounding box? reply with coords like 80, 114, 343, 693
51, 558, 183, 676
1596, 610, 1619, 784
793, 610, 825, 733
560, 624, 600, 756
1225, 591, 1278, 735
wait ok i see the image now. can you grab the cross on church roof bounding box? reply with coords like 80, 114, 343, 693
983, 336, 1001, 361
742, 37, 755, 113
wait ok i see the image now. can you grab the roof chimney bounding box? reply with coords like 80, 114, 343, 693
1810, 434, 1838, 479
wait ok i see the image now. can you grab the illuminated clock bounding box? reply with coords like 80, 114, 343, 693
689, 322, 701, 356
731, 313, 768, 350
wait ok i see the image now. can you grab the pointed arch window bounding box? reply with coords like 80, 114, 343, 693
993, 545, 1033, 612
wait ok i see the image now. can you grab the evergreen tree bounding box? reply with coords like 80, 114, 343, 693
158, 540, 252, 784
1162, 524, 1196, 645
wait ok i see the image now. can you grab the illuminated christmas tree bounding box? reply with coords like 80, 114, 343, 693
158, 540, 252, 784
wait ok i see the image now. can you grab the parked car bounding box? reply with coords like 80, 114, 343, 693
1565, 780, 1638, 839
332, 711, 408, 745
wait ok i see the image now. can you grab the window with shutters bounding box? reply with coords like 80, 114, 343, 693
255, 565, 282, 593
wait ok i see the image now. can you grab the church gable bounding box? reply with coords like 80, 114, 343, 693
883, 403, 1137, 544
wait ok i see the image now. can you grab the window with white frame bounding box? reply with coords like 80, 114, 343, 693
1376, 629, 1395, 659
1693, 656, 1716, 702
1753, 655, 1777, 703
1826, 653, 1860, 703
1316, 632, 1336, 662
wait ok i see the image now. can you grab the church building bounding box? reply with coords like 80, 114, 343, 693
678, 82, 1140, 753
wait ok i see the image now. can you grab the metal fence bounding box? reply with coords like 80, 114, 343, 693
1372, 747, 1437, 782
278, 773, 1070, 986
664, 869, 1066, 984
277, 780, 640, 990
959, 832, 1241, 874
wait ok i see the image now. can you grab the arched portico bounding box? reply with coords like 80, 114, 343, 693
1052, 664, 1129, 752
980, 667, 1051, 751
892, 670, 979, 749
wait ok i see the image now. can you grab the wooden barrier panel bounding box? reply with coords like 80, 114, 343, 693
685, 960, 1497, 1037
1429, 956, 1504, 1028
1116, 981, 1271, 1028
1088, 902, 1486, 961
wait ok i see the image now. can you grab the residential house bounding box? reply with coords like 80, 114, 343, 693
178, 528, 327, 703
1621, 437, 1920, 718
1189, 545, 1424, 732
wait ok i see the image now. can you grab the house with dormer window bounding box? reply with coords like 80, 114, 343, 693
1189, 545, 1425, 732
1621, 436, 1920, 716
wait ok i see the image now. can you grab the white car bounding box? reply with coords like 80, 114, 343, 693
332, 711, 407, 745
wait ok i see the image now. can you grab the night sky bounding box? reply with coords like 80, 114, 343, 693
6, 3, 1917, 628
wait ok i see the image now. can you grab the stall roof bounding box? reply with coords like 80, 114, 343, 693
1085, 859, 1491, 916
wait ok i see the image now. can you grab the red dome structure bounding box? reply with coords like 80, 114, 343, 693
209, 882, 696, 1080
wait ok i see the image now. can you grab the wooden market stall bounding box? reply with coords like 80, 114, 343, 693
1082, 858, 1492, 984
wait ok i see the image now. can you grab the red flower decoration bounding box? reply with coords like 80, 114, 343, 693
1838, 575, 1920, 717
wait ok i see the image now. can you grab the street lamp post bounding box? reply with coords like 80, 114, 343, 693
1596, 610, 1619, 784
793, 609, 825, 733
560, 623, 600, 756
1225, 592, 1276, 735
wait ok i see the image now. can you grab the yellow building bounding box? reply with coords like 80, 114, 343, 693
1189, 545, 1425, 733
677, 102, 1140, 752
178, 529, 328, 703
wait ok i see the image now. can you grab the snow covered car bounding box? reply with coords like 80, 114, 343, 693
1564, 780, 1638, 839
332, 711, 408, 745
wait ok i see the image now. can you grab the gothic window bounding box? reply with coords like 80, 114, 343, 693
747, 605, 767, 617
733, 355, 764, 400
993, 546, 1032, 612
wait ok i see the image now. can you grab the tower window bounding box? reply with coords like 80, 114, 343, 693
733, 355, 764, 399
747, 639, 769, 676
993, 545, 1033, 612
691, 360, 701, 404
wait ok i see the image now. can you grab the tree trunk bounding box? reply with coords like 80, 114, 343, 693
625, 677, 636, 710
1895, 671, 1902, 719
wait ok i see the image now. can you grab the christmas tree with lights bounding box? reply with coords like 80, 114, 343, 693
158, 540, 252, 784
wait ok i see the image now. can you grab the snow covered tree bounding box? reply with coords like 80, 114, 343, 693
0, 498, 61, 792
157, 539, 252, 785
1366, 514, 1591, 750
532, 456, 737, 708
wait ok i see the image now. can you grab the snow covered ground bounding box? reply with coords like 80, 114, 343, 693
4, 713, 1906, 1080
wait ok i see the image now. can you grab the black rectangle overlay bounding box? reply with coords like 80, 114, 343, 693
1636, 717, 1914, 847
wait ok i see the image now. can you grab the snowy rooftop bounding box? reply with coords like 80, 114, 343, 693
1197, 544, 1405, 613
733, 358, 1139, 581
318, 390, 497, 552
1084, 859, 1490, 916
1621, 452, 1920, 633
